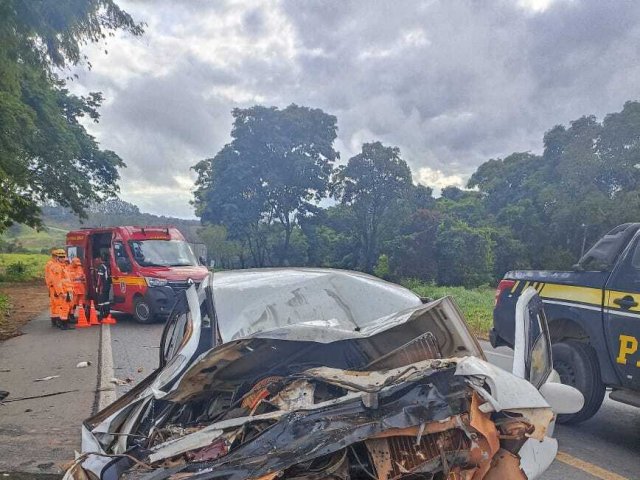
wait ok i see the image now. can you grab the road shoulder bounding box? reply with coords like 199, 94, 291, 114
0, 312, 101, 474
0, 282, 49, 341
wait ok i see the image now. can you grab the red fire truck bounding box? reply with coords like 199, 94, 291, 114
66, 226, 209, 323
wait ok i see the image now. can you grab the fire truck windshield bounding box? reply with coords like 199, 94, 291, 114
129, 240, 198, 267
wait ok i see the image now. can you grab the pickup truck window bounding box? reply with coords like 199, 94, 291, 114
606, 233, 640, 291
578, 223, 640, 270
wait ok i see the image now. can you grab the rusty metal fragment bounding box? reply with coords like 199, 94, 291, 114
366, 429, 472, 479
484, 449, 528, 480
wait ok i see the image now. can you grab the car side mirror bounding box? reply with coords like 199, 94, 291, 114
198, 256, 206, 266
117, 257, 132, 273
539, 382, 584, 414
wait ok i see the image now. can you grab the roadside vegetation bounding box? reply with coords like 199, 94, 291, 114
193, 101, 640, 290
0, 224, 66, 253
0, 254, 51, 340
0, 293, 9, 328
0, 253, 48, 282
405, 280, 495, 338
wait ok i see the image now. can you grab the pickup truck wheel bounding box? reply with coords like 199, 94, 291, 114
133, 296, 155, 324
552, 340, 605, 424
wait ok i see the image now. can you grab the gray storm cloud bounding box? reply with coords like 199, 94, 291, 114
71, 0, 640, 217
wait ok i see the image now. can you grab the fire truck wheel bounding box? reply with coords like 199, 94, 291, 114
133, 296, 154, 324
553, 340, 605, 424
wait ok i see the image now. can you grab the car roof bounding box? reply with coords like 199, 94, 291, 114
211, 268, 423, 341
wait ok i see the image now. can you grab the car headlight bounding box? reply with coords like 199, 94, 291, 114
145, 277, 168, 287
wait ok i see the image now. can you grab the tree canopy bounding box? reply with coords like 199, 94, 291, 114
0, 0, 143, 230
193, 104, 338, 266
194, 100, 640, 287
333, 142, 413, 271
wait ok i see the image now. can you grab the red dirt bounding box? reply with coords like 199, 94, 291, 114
0, 281, 49, 341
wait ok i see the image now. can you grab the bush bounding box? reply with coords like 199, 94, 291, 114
0, 293, 8, 316
0, 254, 49, 282
0, 262, 30, 281
7, 262, 27, 276
0, 292, 10, 338
435, 219, 494, 288
373, 254, 391, 280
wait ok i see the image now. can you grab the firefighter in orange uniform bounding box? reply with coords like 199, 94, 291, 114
50, 251, 74, 330
44, 249, 60, 325
67, 257, 86, 314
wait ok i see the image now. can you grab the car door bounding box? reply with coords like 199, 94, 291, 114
512, 286, 553, 389
111, 238, 133, 306
604, 232, 640, 390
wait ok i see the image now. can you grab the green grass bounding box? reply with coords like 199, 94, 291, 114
0, 292, 9, 322
0, 292, 9, 339
404, 280, 495, 338
1, 224, 67, 253
0, 253, 50, 282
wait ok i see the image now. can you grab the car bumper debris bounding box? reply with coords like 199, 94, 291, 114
65, 357, 552, 480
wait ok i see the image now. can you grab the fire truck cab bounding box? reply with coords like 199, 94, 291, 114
66, 226, 209, 323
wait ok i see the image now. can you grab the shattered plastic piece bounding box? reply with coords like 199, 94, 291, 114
76, 361, 92, 368
34, 375, 59, 382
270, 379, 315, 411
109, 378, 132, 386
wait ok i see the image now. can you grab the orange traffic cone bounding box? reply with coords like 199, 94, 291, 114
89, 303, 100, 326
89, 301, 100, 326
102, 312, 117, 325
76, 303, 91, 328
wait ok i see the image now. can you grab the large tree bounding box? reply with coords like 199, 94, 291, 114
468, 101, 640, 269
333, 142, 412, 272
0, 0, 143, 230
193, 104, 339, 265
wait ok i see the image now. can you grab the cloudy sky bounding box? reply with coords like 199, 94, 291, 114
71, 0, 640, 218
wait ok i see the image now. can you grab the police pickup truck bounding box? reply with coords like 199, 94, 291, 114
492, 223, 640, 423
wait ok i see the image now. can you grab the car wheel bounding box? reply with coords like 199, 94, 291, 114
552, 340, 605, 424
133, 296, 154, 324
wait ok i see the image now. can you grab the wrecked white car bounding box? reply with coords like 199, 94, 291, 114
66, 268, 582, 480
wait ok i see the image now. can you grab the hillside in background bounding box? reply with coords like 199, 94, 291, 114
1, 200, 201, 253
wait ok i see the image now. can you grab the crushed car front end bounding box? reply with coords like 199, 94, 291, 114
65, 269, 564, 480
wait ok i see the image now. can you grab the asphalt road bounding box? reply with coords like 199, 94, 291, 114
109, 314, 164, 397
110, 318, 640, 480
0, 312, 100, 474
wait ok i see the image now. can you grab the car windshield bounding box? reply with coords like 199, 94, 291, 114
129, 240, 198, 267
